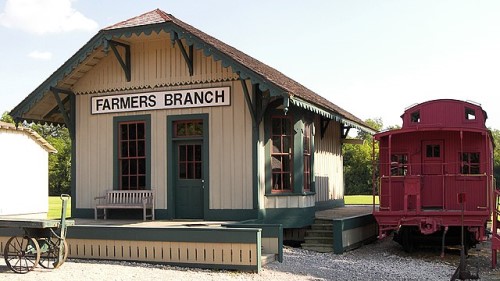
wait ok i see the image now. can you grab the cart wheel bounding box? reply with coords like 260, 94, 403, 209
39, 239, 68, 269
3, 236, 41, 274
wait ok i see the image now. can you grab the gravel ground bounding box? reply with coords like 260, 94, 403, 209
1, 238, 499, 281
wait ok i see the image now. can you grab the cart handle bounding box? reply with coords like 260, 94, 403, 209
60, 194, 70, 201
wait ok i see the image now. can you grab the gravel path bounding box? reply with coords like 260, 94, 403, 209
1, 238, 499, 280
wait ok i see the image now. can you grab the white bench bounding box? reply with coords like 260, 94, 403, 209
94, 190, 155, 221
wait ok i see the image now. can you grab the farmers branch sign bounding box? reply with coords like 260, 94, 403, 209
91, 87, 230, 114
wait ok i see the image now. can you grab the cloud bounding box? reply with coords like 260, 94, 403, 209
0, 0, 99, 35
28, 50, 53, 60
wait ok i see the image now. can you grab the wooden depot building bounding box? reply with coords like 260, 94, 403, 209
11, 9, 375, 229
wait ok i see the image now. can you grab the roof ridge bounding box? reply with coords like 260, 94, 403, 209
103, 8, 172, 30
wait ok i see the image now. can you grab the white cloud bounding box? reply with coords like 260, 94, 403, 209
0, 0, 99, 35
28, 50, 53, 60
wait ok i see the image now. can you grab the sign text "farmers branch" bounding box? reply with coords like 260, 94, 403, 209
91, 87, 230, 114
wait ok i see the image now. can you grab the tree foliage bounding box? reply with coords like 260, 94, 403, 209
343, 118, 383, 195
1, 111, 71, 195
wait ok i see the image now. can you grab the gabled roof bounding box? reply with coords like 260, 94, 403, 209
11, 8, 375, 134
0, 121, 57, 153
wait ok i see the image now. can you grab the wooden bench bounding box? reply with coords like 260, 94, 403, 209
94, 190, 155, 221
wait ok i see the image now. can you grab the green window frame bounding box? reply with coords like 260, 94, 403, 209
113, 115, 151, 190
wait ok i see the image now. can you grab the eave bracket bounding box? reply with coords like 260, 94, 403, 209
172, 32, 194, 76
107, 40, 131, 82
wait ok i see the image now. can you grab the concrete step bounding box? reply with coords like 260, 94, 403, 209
301, 243, 333, 253
305, 230, 332, 238
261, 253, 276, 265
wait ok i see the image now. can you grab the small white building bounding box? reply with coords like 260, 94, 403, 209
0, 121, 56, 218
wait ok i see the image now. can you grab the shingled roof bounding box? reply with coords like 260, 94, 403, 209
11, 8, 375, 133
0, 121, 56, 153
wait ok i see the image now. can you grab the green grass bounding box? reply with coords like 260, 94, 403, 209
48, 196, 72, 219
344, 195, 379, 205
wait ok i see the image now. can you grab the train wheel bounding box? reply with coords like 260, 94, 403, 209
400, 227, 414, 253
39, 238, 68, 269
3, 236, 41, 274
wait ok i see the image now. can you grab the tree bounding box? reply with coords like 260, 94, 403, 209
491, 128, 500, 186
1, 111, 14, 123
343, 118, 383, 195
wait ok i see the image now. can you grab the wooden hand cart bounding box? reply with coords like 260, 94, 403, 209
0, 194, 74, 274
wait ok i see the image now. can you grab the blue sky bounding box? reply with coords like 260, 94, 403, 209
1, 0, 499, 129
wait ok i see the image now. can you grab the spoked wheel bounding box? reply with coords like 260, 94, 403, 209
3, 236, 41, 274
39, 239, 68, 269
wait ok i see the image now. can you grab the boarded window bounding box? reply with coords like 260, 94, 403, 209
271, 116, 293, 192
119, 121, 146, 190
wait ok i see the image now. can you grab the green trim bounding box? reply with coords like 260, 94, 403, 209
204, 209, 257, 221
112, 115, 152, 190
262, 207, 315, 228
332, 214, 377, 254
167, 114, 209, 219
332, 220, 344, 254
227, 222, 283, 262
70, 94, 77, 216
67, 225, 261, 243
293, 118, 303, 193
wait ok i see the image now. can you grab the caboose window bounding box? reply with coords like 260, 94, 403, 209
426, 145, 440, 158
391, 154, 408, 176
271, 116, 293, 192
465, 108, 476, 120
461, 152, 480, 174
411, 111, 420, 123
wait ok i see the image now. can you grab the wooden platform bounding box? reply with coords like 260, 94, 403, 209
0, 218, 282, 273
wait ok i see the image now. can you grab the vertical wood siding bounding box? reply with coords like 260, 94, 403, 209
72, 33, 238, 95
74, 36, 252, 211
313, 117, 343, 201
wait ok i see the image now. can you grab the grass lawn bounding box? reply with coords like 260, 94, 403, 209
344, 195, 379, 205
48, 196, 72, 219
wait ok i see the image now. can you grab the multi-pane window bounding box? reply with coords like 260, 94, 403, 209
271, 116, 293, 192
391, 154, 408, 176
426, 144, 440, 158
178, 144, 202, 179
461, 152, 480, 174
119, 121, 146, 190
303, 123, 312, 191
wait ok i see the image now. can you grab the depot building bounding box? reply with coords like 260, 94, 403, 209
11, 9, 374, 228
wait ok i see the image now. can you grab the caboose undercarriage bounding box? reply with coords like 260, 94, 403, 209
375, 212, 488, 253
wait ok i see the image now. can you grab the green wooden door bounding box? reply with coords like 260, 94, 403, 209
174, 141, 204, 219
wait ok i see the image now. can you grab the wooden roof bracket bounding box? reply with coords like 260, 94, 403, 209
341, 123, 352, 139
50, 87, 74, 136
172, 32, 194, 76
240, 78, 257, 126
320, 116, 330, 139
106, 39, 131, 81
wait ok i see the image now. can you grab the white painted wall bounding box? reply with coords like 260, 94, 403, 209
0, 129, 50, 218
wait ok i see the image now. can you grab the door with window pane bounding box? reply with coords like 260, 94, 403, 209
421, 140, 444, 208
174, 141, 204, 218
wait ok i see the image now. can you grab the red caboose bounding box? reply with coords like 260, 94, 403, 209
373, 99, 495, 253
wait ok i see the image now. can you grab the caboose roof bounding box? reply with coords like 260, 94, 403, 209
10, 8, 375, 134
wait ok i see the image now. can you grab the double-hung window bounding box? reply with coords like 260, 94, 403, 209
271, 116, 293, 192
118, 121, 147, 190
